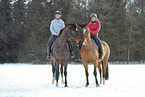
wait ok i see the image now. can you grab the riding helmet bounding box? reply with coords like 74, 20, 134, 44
90, 13, 97, 18
55, 11, 61, 15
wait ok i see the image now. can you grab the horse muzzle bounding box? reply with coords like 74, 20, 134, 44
75, 37, 81, 45
83, 40, 87, 45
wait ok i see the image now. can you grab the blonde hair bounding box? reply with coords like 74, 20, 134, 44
91, 17, 99, 22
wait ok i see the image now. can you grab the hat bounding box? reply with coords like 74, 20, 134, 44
55, 11, 61, 15
90, 13, 97, 18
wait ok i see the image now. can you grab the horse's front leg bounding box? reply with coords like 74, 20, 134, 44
98, 62, 102, 84
64, 65, 68, 87
83, 61, 89, 87
94, 62, 99, 87
60, 64, 64, 84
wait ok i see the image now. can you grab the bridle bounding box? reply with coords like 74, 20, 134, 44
60, 25, 78, 39
81, 27, 91, 43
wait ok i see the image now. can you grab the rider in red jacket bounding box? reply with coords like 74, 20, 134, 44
88, 13, 103, 59
88, 19, 101, 36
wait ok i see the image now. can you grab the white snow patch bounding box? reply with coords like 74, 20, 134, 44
0, 63, 145, 97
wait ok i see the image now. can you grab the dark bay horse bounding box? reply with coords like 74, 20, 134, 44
51, 23, 81, 87
79, 23, 110, 87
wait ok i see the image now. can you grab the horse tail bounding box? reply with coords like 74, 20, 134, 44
101, 41, 110, 80
105, 64, 109, 80
102, 60, 109, 80
55, 61, 60, 84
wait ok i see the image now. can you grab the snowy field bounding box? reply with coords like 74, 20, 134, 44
0, 63, 145, 97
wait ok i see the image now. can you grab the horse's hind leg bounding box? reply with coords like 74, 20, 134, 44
94, 62, 99, 87
102, 61, 105, 84
64, 65, 68, 87
55, 61, 59, 87
98, 62, 102, 84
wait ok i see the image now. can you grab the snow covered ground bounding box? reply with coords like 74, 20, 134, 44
0, 63, 145, 97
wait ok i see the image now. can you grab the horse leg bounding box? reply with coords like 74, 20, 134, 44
55, 61, 59, 87
98, 62, 102, 84
60, 64, 64, 84
83, 61, 89, 87
51, 60, 55, 84
102, 61, 105, 84
94, 62, 99, 87
64, 65, 68, 87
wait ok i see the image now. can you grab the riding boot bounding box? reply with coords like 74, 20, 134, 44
47, 35, 58, 60
98, 45, 103, 59
91, 36, 103, 59
47, 46, 51, 60
67, 40, 75, 58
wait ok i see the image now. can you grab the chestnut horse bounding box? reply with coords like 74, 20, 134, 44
79, 23, 110, 87
51, 23, 81, 87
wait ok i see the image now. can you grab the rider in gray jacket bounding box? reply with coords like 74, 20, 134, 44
50, 18, 65, 35
47, 11, 75, 60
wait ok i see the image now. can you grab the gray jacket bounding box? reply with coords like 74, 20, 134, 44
50, 19, 65, 35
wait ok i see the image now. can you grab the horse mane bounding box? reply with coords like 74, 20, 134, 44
59, 29, 64, 36
59, 24, 75, 36
80, 24, 86, 28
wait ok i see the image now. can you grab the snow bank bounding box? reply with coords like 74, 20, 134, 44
0, 63, 145, 97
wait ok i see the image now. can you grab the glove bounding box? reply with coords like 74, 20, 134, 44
55, 34, 59, 36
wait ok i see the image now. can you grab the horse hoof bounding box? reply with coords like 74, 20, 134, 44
100, 79, 102, 84
85, 83, 89, 87
52, 81, 54, 84
64, 85, 68, 87
56, 83, 58, 87
96, 84, 99, 87
47, 57, 51, 60
103, 81, 105, 85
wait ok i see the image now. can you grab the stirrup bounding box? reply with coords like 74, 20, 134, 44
99, 56, 103, 60
71, 52, 75, 58
47, 56, 51, 60
77, 57, 82, 61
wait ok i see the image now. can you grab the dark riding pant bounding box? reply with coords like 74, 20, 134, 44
47, 35, 58, 57
91, 36, 103, 58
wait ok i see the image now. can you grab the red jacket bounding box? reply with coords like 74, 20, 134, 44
88, 20, 101, 36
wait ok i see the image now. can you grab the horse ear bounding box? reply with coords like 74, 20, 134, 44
78, 24, 82, 27
85, 23, 88, 26
72, 23, 76, 28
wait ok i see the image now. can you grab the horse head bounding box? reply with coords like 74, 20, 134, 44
65, 23, 81, 44
79, 23, 91, 45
